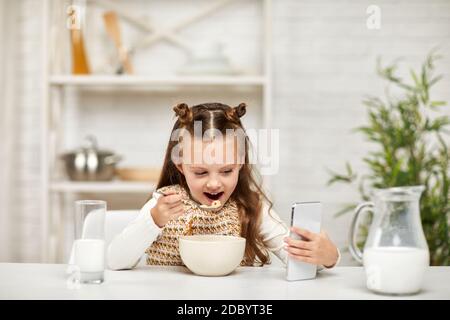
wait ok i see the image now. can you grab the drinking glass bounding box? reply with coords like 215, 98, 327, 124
73, 200, 106, 284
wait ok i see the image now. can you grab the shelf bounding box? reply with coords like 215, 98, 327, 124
49, 75, 267, 87
42, 0, 272, 264
50, 180, 156, 193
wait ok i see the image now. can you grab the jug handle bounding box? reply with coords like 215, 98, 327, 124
349, 202, 374, 264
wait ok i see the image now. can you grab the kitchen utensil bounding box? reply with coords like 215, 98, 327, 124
91, 0, 191, 55
199, 200, 221, 211
154, 191, 222, 212
60, 135, 123, 181
349, 185, 429, 295
103, 11, 133, 74
155, 191, 221, 212
130, 0, 235, 53
153, 191, 219, 237
91, 0, 236, 60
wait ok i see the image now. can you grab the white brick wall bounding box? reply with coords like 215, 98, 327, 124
1, 0, 449, 264
271, 0, 450, 265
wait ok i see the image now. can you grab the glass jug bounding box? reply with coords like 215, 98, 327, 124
349, 186, 429, 295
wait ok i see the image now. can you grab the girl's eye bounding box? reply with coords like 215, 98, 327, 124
194, 172, 207, 176
222, 169, 233, 175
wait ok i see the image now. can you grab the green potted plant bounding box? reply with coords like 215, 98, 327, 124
328, 51, 449, 266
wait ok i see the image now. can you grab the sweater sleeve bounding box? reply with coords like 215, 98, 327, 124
259, 202, 290, 265
106, 195, 163, 270
259, 202, 341, 270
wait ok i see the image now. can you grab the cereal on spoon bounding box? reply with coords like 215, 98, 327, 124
200, 200, 222, 210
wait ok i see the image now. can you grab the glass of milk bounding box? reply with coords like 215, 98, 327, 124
73, 200, 106, 284
349, 186, 429, 295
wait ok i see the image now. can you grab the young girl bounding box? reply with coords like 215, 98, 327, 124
107, 102, 340, 270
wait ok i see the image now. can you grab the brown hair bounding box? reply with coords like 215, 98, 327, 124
156, 102, 272, 266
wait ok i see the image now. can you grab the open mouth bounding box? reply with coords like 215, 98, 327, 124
203, 192, 224, 201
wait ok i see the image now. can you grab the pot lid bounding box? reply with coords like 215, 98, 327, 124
65, 135, 115, 156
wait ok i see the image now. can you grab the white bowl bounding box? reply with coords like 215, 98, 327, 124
179, 235, 246, 276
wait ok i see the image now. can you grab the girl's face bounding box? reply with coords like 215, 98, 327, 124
176, 136, 243, 207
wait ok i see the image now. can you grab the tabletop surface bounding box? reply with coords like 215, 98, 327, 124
0, 263, 449, 300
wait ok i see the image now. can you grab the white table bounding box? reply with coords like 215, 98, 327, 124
0, 263, 448, 300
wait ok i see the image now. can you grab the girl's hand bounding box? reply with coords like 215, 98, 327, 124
150, 191, 184, 228
284, 227, 339, 268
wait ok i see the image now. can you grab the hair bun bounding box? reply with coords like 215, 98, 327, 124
234, 103, 247, 118
173, 103, 192, 124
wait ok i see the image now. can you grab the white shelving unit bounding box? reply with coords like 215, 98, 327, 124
41, 0, 272, 263
50, 75, 267, 86
50, 181, 156, 193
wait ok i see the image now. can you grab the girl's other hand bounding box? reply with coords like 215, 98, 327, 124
284, 227, 338, 268
150, 191, 184, 228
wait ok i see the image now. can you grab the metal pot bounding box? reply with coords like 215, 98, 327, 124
60, 135, 123, 181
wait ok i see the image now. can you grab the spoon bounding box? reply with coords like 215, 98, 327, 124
199, 200, 222, 211
155, 191, 221, 235
155, 191, 221, 212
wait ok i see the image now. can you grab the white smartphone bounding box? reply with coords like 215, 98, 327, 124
286, 201, 322, 281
